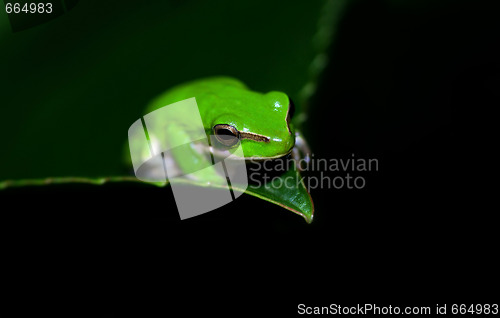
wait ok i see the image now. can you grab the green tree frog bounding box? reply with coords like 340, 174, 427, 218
133, 76, 309, 183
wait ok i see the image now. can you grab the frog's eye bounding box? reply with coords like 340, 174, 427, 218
287, 98, 295, 120
213, 124, 240, 147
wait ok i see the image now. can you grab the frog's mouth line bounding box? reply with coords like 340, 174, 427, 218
242, 149, 293, 161
209, 146, 293, 162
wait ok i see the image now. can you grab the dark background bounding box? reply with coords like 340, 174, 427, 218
3, 0, 499, 316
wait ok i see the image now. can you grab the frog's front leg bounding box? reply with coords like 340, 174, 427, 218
153, 124, 226, 185
292, 130, 311, 171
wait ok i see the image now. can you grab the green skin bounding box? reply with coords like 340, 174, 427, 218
146, 76, 295, 159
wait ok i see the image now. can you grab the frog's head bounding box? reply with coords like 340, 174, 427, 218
210, 91, 295, 160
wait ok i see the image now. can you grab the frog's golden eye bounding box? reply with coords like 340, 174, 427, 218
213, 124, 240, 147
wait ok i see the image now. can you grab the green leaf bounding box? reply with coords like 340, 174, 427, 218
244, 168, 314, 224
0, 165, 314, 223
171, 166, 315, 223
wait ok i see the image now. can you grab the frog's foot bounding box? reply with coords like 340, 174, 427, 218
292, 131, 311, 171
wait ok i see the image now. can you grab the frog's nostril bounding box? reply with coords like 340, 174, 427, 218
286, 98, 295, 135
286, 112, 293, 135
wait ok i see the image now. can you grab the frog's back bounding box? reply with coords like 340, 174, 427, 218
146, 77, 247, 113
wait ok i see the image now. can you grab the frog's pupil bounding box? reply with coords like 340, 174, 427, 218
217, 129, 235, 140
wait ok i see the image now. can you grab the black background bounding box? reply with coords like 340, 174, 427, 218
3, 0, 499, 316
